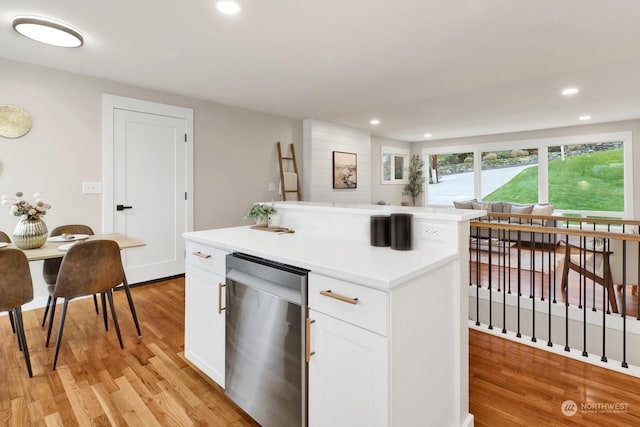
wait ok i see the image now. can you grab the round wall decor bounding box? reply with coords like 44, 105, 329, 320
0, 105, 32, 138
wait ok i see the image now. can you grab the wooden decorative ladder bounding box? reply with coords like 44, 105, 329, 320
277, 142, 301, 201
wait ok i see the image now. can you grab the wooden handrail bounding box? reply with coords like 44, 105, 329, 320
485, 211, 640, 226
469, 221, 640, 242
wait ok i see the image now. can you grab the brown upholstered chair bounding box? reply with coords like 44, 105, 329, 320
45, 240, 126, 370
0, 248, 34, 377
41, 225, 96, 326
0, 232, 19, 335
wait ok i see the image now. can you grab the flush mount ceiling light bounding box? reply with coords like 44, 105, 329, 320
579, 115, 592, 121
12, 16, 84, 47
423, 133, 432, 138
370, 119, 380, 125
562, 87, 579, 96
216, 1, 241, 14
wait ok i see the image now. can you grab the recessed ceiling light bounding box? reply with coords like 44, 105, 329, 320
561, 87, 579, 96
12, 16, 84, 48
579, 115, 591, 121
370, 119, 380, 125
216, 1, 241, 14
423, 133, 432, 138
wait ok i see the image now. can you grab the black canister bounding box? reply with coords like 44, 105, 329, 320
370, 215, 391, 247
390, 213, 413, 250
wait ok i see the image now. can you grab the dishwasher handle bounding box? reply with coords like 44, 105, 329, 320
218, 283, 226, 314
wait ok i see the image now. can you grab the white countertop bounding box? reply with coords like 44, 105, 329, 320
272, 201, 483, 221
184, 226, 458, 290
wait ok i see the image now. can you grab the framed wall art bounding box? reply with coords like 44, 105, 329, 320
332, 151, 357, 189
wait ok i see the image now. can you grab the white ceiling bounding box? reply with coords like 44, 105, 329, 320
2, 0, 640, 142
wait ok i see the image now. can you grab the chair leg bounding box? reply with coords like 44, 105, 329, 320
106, 289, 124, 349
8, 310, 16, 333
46, 297, 57, 348
122, 275, 142, 338
14, 307, 33, 377
41, 295, 52, 327
93, 294, 100, 315
8, 310, 22, 352
52, 299, 70, 371
101, 293, 108, 331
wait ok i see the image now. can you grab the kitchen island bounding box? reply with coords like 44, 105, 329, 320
183, 202, 483, 427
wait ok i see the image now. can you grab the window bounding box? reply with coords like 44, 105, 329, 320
425, 151, 474, 205
547, 141, 624, 213
482, 148, 538, 205
381, 146, 409, 184
422, 132, 633, 217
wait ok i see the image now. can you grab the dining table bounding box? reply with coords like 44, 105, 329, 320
2, 233, 145, 338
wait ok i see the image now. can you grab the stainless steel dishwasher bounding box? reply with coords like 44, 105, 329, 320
225, 252, 309, 427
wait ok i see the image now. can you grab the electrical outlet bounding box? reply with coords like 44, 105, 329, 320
421, 223, 443, 240
82, 182, 103, 194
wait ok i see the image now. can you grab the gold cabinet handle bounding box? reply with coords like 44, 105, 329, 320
305, 318, 315, 362
320, 290, 359, 305
218, 283, 226, 314
193, 251, 211, 259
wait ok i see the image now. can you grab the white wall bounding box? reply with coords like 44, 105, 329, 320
0, 58, 302, 302
370, 135, 411, 205
303, 119, 371, 204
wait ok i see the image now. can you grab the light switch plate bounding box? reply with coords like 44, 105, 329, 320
82, 182, 103, 194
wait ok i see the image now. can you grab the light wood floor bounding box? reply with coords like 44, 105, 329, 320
0, 277, 258, 426
3, 277, 640, 425
470, 329, 640, 426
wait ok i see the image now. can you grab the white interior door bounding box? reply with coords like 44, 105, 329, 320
103, 95, 193, 284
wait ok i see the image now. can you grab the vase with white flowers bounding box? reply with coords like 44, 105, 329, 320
1, 191, 52, 249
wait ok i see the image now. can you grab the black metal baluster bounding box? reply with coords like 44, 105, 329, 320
475, 228, 481, 327
488, 228, 493, 330
469, 232, 473, 287
502, 227, 507, 334
517, 231, 522, 338
548, 232, 553, 348
564, 228, 570, 353
531, 231, 537, 343
591, 224, 597, 312
601, 237, 609, 363
622, 240, 628, 368
552, 230, 558, 304
578, 235, 585, 309
582, 235, 588, 357
636, 240, 640, 321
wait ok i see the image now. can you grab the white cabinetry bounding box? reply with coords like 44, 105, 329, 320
184, 241, 228, 387
308, 273, 389, 427
308, 311, 388, 427
308, 258, 463, 427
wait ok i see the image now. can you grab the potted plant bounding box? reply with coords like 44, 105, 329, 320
403, 155, 425, 206
245, 203, 277, 226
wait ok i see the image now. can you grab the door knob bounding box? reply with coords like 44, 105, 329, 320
116, 204, 133, 211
